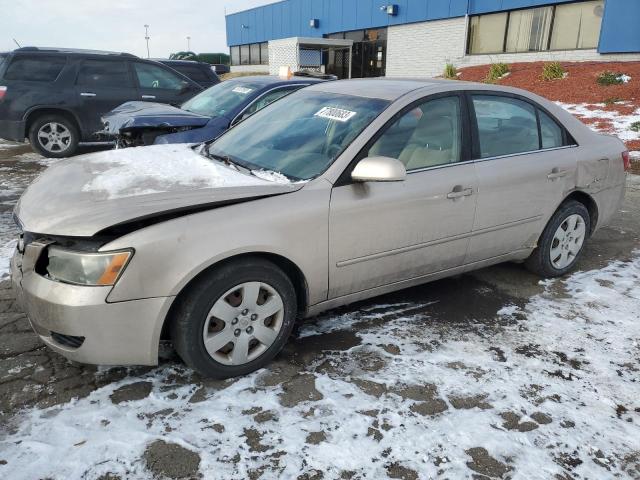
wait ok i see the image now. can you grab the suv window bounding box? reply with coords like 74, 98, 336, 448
77, 59, 132, 87
133, 62, 185, 90
367, 96, 463, 170
0, 54, 7, 67
4, 55, 66, 82
472, 95, 539, 158
173, 65, 209, 83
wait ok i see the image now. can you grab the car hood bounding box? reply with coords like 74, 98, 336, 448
102, 101, 213, 134
15, 144, 301, 237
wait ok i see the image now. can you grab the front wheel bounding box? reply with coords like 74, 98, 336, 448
28, 114, 79, 158
525, 200, 590, 278
170, 258, 298, 379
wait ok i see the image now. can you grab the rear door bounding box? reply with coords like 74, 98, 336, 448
131, 61, 200, 105
328, 93, 477, 298
74, 58, 136, 139
466, 93, 577, 263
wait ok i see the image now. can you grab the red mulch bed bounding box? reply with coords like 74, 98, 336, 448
457, 61, 640, 104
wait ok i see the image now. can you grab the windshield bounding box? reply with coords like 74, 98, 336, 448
181, 80, 263, 118
206, 91, 389, 180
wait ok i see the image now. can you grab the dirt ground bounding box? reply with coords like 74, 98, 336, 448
1, 140, 640, 478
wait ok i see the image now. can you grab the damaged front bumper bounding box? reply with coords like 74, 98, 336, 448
11, 241, 173, 366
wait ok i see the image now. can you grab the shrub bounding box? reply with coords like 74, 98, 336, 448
443, 63, 458, 79
485, 63, 510, 83
541, 62, 566, 81
630, 121, 640, 132
597, 71, 625, 86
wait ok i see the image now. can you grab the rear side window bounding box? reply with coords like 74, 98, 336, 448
77, 60, 132, 87
173, 65, 209, 83
472, 95, 539, 158
4, 56, 66, 82
539, 110, 564, 149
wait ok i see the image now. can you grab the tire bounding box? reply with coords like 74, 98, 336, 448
28, 114, 80, 158
525, 200, 591, 278
170, 258, 298, 379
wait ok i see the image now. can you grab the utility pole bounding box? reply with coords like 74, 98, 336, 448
144, 24, 150, 58
187, 36, 191, 51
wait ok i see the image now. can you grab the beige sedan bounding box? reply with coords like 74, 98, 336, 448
12, 78, 628, 378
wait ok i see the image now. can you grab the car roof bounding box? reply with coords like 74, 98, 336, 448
155, 59, 207, 66
12, 47, 137, 58
229, 75, 326, 86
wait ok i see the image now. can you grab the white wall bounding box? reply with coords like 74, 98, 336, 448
386, 17, 640, 79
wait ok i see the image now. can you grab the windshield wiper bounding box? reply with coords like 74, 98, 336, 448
206, 151, 251, 174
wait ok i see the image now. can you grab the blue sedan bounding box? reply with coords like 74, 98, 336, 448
101, 74, 330, 148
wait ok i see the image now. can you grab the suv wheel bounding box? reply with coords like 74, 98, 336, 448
170, 258, 298, 379
28, 114, 79, 158
525, 200, 590, 278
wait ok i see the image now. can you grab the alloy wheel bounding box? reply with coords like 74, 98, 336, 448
37, 122, 72, 153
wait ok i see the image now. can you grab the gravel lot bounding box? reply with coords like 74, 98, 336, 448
1, 138, 639, 479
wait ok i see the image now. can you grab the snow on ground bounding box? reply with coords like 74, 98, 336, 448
556, 101, 640, 145
2, 253, 640, 479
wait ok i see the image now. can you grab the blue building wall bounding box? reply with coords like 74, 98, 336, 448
226, 0, 638, 54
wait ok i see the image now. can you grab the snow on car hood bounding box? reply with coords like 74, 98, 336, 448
101, 101, 213, 135
14, 144, 301, 237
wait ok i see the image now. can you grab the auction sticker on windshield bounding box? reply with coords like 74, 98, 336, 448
314, 106, 357, 122
232, 86, 253, 95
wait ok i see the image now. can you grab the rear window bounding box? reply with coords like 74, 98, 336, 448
173, 65, 210, 83
77, 59, 132, 87
4, 55, 66, 82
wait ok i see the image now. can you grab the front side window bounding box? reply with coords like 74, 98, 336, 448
472, 95, 538, 158
182, 79, 264, 118
174, 65, 209, 83
550, 0, 604, 50
506, 7, 553, 53
77, 60, 131, 87
367, 96, 462, 170
208, 91, 389, 180
4, 55, 66, 82
133, 62, 185, 90
468, 13, 508, 54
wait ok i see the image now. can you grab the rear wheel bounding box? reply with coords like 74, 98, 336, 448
525, 200, 590, 277
170, 258, 297, 379
28, 114, 79, 158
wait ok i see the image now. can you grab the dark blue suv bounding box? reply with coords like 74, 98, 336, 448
0, 47, 202, 157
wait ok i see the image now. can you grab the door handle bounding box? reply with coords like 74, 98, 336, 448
80, 92, 96, 97
141, 95, 156, 100
547, 168, 568, 180
447, 187, 473, 199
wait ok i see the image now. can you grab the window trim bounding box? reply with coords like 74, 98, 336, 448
465, 90, 577, 161
230, 84, 309, 126
336, 91, 472, 186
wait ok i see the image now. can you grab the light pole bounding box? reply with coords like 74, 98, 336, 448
144, 24, 150, 58
187, 36, 191, 51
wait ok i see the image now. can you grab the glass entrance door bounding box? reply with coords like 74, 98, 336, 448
324, 28, 387, 79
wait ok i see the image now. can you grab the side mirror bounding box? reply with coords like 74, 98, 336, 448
351, 156, 406, 182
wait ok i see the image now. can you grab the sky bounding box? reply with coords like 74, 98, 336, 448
0, 0, 279, 58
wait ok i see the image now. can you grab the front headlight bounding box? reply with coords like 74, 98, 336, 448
46, 247, 133, 286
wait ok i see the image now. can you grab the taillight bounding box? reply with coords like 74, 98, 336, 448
0, 86, 6, 100
622, 151, 630, 171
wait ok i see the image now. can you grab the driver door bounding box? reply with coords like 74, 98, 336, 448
328, 94, 478, 298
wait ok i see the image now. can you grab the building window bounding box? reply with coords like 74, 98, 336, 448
467, 0, 604, 55
240, 45, 250, 65
550, 1, 604, 50
260, 43, 269, 65
249, 43, 260, 65
230, 46, 240, 66
468, 13, 508, 54
506, 6, 553, 53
